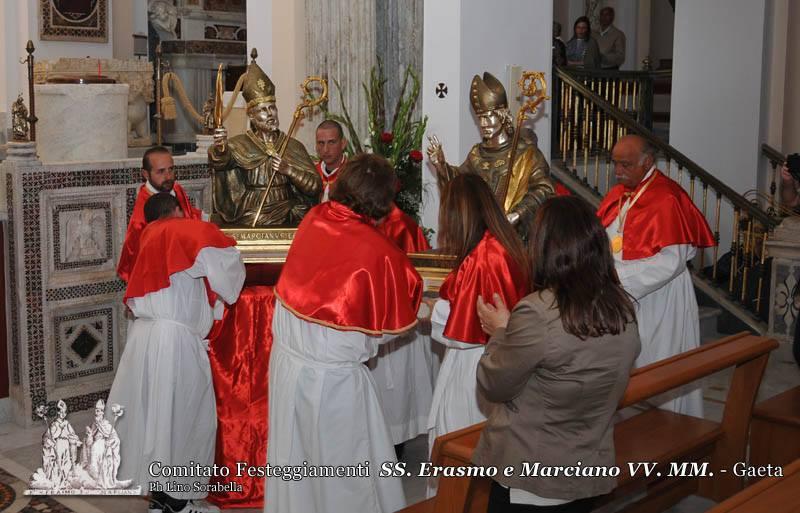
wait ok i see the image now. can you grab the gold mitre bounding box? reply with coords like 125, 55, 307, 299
243, 61, 276, 110
470, 72, 508, 115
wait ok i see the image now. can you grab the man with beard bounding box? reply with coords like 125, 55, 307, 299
117, 146, 204, 282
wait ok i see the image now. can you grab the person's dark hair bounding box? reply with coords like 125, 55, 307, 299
529, 196, 635, 339
330, 153, 395, 220
573, 16, 592, 40
600, 6, 615, 17
317, 119, 344, 140
438, 173, 529, 283
142, 146, 171, 172
144, 192, 181, 223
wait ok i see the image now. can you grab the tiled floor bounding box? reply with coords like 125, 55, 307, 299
0, 339, 797, 513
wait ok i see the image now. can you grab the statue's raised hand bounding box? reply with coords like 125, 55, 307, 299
426, 135, 445, 166
213, 127, 227, 152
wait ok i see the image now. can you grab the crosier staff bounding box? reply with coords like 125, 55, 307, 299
250, 76, 328, 228
495, 71, 549, 215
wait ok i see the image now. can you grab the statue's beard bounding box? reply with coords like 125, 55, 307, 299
252, 119, 279, 134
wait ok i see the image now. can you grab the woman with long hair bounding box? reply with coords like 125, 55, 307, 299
475, 195, 640, 512
565, 16, 600, 68
427, 174, 530, 474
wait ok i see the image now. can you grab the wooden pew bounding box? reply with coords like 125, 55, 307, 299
398, 332, 778, 513
749, 386, 800, 472
705, 458, 800, 512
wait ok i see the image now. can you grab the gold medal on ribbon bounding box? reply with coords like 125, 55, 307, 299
611, 235, 623, 254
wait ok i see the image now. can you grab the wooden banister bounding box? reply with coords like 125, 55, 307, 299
706, 458, 800, 512
403, 333, 780, 513
621, 332, 777, 407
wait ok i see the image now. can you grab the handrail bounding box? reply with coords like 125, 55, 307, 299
761, 143, 784, 164
562, 67, 672, 79
555, 66, 779, 229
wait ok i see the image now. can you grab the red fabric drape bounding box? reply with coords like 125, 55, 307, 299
207, 285, 275, 509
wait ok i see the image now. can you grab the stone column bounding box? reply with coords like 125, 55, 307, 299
305, 0, 377, 139
376, 0, 424, 118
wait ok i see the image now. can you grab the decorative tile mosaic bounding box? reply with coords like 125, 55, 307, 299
52, 202, 112, 270
45, 280, 126, 302
53, 308, 114, 382
6, 174, 20, 385
11, 160, 211, 420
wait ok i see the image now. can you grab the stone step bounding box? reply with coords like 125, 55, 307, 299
699, 306, 723, 344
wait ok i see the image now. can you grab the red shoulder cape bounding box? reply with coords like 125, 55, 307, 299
117, 182, 202, 282
597, 170, 716, 260
275, 201, 423, 335
123, 217, 237, 305
439, 231, 530, 345
377, 204, 431, 253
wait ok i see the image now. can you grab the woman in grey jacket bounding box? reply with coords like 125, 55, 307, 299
474, 196, 641, 512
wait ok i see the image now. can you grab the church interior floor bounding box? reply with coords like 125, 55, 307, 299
0, 339, 796, 513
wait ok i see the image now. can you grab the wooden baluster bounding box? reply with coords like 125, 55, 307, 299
755, 231, 768, 314
611, 83, 618, 126
677, 165, 683, 187
712, 193, 721, 281
606, 120, 613, 192
594, 107, 602, 192
572, 92, 580, 173
666, 158, 671, 177
558, 79, 564, 159
689, 176, 695, 202
632, 80, 639, 122
563, 85, 570, 163
740, 219, 753, 303
729, 209, 740, 293
583, 97, 590, 183
700, 184, 708, 270
623, 80, 630, 112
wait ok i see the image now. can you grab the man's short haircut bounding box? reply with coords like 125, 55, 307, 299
142, 146, 172, 172
600, 6, 615, 16
316, 119, 344, 140
144, 192, 181, 223
330, 153, 395, 220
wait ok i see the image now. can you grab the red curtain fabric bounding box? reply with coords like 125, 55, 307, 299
207, 285, 275, 509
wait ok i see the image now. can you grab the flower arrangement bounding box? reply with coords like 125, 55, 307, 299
324, 61, 428, 223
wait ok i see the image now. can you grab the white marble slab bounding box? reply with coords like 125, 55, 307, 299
35, 84, 130, 164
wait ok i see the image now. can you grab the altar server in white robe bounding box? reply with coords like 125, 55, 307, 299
267, 154, 423, 513
108, 193, 245, 513
427, 175, 530, 494
598, 135, 715, 418
368, 200, 435, 448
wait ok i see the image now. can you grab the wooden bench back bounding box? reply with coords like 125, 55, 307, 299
706, 458, 800, 512
423, 333, 778, 513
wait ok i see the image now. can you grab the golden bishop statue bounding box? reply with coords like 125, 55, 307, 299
209, 60, 321, 227
427, 72, 554, 236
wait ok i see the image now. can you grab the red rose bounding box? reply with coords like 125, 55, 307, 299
409, 150, 423, 162
380, 132, 394, 143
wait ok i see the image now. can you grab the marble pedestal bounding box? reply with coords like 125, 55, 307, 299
195, 134, 214, 155
35, 84, 129, 163
766, 217, 800, 342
